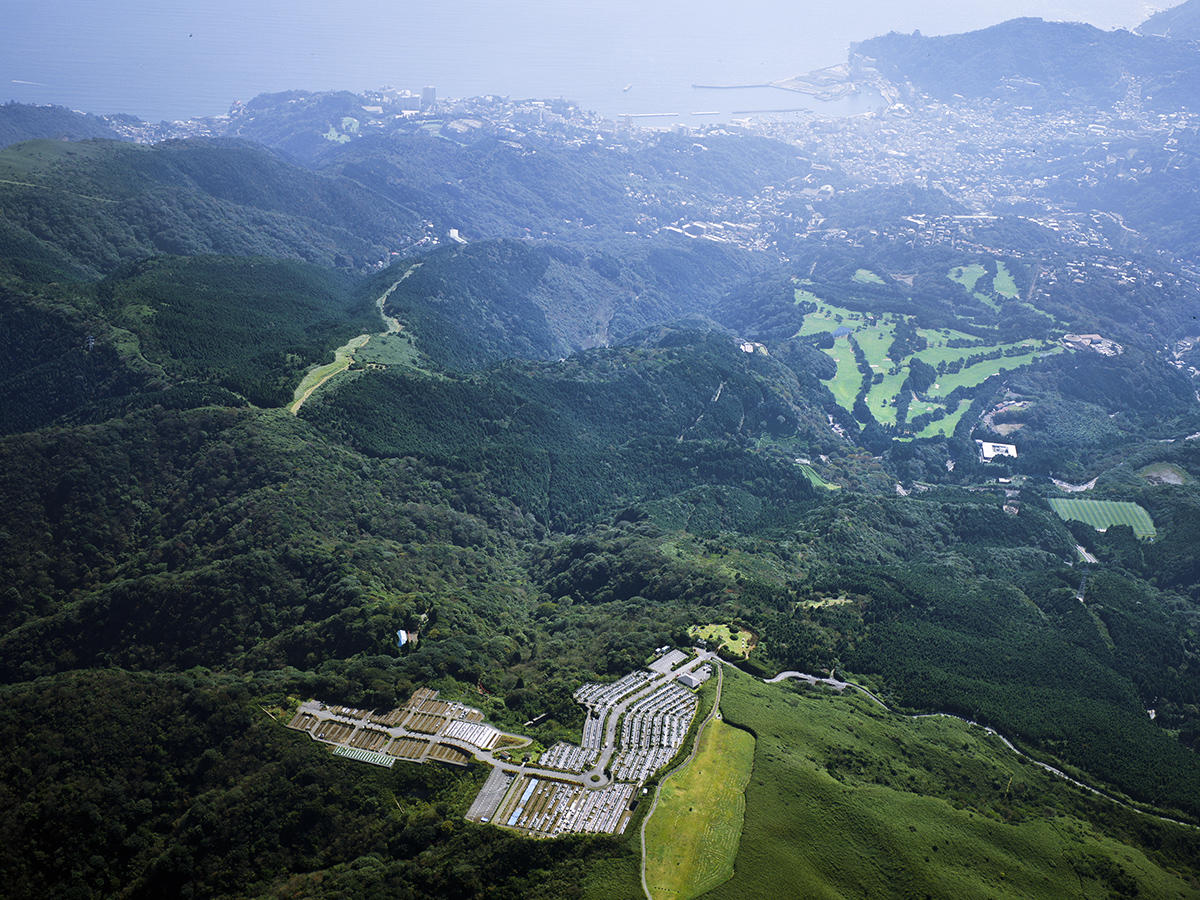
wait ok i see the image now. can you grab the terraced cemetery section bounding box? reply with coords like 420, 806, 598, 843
286, 688, 513, 769
1048, 498, 1157, 539
643, 719, 755, 900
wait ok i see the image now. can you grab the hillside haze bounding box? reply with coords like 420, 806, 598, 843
3, 7, 1200, 900
1, 1, 1154, 121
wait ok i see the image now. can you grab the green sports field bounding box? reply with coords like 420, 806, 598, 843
994, 262, 1019, 298
1047, 498, 1156, 539
824, 343, 863, 411
643, 719, 755, 900
915, 399, 970, 439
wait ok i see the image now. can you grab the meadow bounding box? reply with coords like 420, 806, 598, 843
643, 719, 755, 900
1048, 498, 1157, 539
689, 624, 756, 658
704, 670, 1199, 900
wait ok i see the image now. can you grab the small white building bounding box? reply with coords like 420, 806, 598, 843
977, 440, 1018, 462
677, 666, 712, 689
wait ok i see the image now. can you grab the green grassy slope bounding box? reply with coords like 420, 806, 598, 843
643, 718, 755, 899
708, 670, 1200, 900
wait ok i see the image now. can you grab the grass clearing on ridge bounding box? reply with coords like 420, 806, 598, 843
798, 464, 840, 490
288, 333, 370, 414
1048, 498, 1156, 539
689, 624, 755, 658
643, 719, 755, 900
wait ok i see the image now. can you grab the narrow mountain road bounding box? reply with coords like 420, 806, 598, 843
641, 662, 724, 900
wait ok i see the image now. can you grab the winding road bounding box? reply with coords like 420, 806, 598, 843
759, 666, 1198, 830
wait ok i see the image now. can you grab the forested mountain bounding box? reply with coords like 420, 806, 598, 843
0, 101, 123, 147
854, 17, 1200, 110
363, 238, 767, 370
0, 138, 423, 277
3, 13, 1200, 900
1139, 0, 1200, 41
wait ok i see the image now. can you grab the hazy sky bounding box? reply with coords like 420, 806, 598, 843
2, 0, 1166, 121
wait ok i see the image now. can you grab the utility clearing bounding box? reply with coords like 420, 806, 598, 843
288, 265, 419, 414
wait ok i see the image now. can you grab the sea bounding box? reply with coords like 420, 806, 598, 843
1, 0, 1143, 124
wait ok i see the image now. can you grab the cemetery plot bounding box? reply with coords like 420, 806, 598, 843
288, 649, 714, 839
406, 713, 447, 734
386, 738, 430, 760
489, 774, 637, 837
348, 728, 389, 751
286, 687, 526, 769
427, 743, 471, 766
